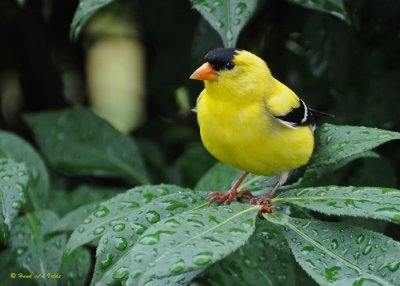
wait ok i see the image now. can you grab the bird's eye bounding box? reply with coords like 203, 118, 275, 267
225, 61, 235, 70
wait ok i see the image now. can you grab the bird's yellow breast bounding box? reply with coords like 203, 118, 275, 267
197, 90, 314, 176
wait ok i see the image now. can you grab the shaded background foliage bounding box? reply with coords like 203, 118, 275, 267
0, 0, 400, 285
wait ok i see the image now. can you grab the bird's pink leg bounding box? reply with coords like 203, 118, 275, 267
208, 172, 253, 205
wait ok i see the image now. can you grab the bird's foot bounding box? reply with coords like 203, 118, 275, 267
208, 189, 253, 206
250, 195, 274, 217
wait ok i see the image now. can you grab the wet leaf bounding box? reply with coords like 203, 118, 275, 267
310, 124, 400, 169
287, 0, 350, 24
23, 107, 149, 185
0, 130, 49, 210
0, 158, 29, 243
203, 221, 295, 286
53, 202, 101, 233
190, 0, 258, 47
66, 184, 189, 253
264, 214, 400, 285
92, 192, 208, 285
70, 0, 116, 40
96, 203, 258, 285
10, 210, 66, 286
255, 220, 291, 253
273, 186, 400, 224
133, 203, 258, 285
60, 247, 91, 286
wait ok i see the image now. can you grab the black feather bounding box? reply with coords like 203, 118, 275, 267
275, 100, 314, 127
204, 48, 240, 71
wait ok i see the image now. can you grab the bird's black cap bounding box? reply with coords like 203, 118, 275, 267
204, 48, 240, 71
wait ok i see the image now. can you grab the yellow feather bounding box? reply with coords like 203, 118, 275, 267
196, 49, 314, 176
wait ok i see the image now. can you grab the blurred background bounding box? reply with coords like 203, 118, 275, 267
0, 0, 399, 190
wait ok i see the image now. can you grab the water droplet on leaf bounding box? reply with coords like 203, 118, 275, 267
235, 2, 247, 15
146, 210, 161, 224
94, 206, 110, 218
193, 252, 213, 266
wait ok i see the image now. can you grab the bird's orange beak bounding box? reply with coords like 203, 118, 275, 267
190, 62, 218, 81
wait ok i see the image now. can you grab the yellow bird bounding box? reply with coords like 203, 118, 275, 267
190, 48, 316, 209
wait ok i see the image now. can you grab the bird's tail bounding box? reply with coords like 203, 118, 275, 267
310, 108, 335, 118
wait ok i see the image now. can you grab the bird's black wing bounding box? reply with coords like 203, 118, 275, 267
274, 100, 314, 128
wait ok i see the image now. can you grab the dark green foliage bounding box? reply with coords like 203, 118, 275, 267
264, 214, 400, 285
10, 210, 66, 286
0, 131, 49, 210
0, 0, 399, 286
70, 0, 117, 40
24, 107, 149, 185
190, 0, 258, 47
0, 158, 29, 243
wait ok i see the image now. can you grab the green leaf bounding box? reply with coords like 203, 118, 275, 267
0, 158, 29, 243
92, 192, 208, 285
273, 186, 400, 224
70, 0, 116, 40
310, 124, 400, 169
203, 221, 295, 286
190, 0, 258, 47
10, 210, 66, 286
255, 220, 291, 253
23, 107, 149, 185
130, 203, 259, 285
100, 203, 259, 285
0, 130, 49, 210
264, 214, 400, 285
0, 249, 32, 286
287, 0, 350, 24
66, 184, 189, 253
53, 202, 100, 233
60, 247, 91, 286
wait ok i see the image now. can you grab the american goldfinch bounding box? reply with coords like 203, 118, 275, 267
190, 48, 316, 209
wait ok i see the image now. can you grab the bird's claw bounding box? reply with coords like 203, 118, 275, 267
208, 189, 253, 206
250, 195, 274, 217
250, 195, 271, 206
